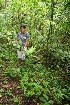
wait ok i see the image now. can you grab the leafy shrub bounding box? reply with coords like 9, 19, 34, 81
20, 71, 43, 97
2, 67, 21, 78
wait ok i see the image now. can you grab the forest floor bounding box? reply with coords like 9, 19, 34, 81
0, 67, 39, 105
0, 62, 69, 105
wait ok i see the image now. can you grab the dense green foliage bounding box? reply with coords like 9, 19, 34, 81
0, 0, 70, 105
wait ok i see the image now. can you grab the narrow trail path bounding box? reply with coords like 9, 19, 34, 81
0, 68, 39, 105
0, 68, 24, 105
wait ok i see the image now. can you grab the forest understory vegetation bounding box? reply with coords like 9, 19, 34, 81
0, 0, 70, 105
